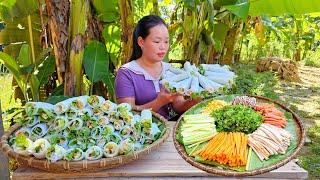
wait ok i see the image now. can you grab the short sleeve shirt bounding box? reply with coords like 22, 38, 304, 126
115, 60, 172, 119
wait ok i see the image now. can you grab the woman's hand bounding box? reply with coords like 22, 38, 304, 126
156, 87, 181, 106
172, 96, 203, 114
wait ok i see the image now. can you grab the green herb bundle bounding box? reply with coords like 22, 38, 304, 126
212, 105, 263, 134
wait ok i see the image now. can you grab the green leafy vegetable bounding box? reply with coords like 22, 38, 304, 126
212, 104, 263, 134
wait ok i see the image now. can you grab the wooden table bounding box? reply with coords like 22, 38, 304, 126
12, 122, 308, 180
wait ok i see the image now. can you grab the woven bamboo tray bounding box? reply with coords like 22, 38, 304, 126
173, 95, 306, 177
0, 108, 170, 172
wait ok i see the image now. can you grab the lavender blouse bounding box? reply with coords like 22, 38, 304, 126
115, 60, 172, 119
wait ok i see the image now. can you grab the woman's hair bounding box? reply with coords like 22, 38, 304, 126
129, 15, 167, 61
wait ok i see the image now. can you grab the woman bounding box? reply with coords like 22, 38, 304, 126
115, 15, 200, 120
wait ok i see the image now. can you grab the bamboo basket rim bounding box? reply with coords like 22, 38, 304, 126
0, 107, 170, 172
173, 95, 306, 177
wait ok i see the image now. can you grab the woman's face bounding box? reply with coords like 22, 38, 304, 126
139, 24, 169, 63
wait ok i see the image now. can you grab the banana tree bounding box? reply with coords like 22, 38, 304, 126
0, 0, 55, 102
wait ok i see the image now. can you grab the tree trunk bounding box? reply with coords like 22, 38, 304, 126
45, 0, 70, 83
64, 0, 89, 96
64, 35, 85, 96
119, 0, 134, 66
293, 48, 301, 61
220, 21, 242, 65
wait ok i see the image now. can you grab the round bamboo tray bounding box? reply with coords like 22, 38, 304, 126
173, 95, 306, 177
0, 108, 170, 172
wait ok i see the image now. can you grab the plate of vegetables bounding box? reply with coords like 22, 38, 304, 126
173, 95, 305, 176
0, 95, 170, 172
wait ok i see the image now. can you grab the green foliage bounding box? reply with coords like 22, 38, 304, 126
91, 0, 119, 22
304, 48, 320, 68
212, 104, 263, 134
0, 0, 38, 20
225, 1, 249, 20
298, 125, 320, 179
102, 24, 121, 67
83, 40, 115, 100
46, 95, 69, 104
230, 64, 279, 99
83, 40, 109, 83
36, 55, 55, 86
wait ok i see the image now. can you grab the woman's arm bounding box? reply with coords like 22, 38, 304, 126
117, 87, 179, 112
172, 96, 202, 114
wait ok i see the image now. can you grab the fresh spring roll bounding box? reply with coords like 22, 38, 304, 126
85, 138, 96, 150
85, 146, 103, 160
91, 126, 103, 139
97, 116, 109, 126
144, 123, 161, 140
96, 138, 107, 148
54, 98, 73, 115
46, 144, 66, 162
117, 103, 132, 114
119, 138, 134, 155
183, 61, 200, 76
160, 79, 177, 91
50, 116, 68, 132
24, 116, 39, 127
92, 107, 103, 117
30, 138, 50, 159
107, 133, 122, 144
140, 133, 153, 144
108, 110, 119, 121
120, 111, 134, 125
31, 123, 48, 140
131, 116, 142, 141
161, 70, 176, 79
67, 118, 83, 131
140, 109, 152, 129
168, 67, 185, 75
138, 133, 146, 144
198, 75, 222, 93
113, 119, 125, 131
78, 107, 93, 117
174, 77, 192, 94
189, 76, 200, 94
62, 129, 75, 141
68, 138, 86, 150
170, 72, 189, 82
25, 102, 54, 117
101, 100, 117, 113
119, 125, 132, 139
204, 71, 235, 83
85, 116, 98, 129
64, 148, 84, 161
102, 124, 115, 136
65, 108, 79, 119
12, 134, 33, 156
206, 75, 234, 86
46, 134, 68, 148
15, 127, 32, 138
70, 96, 89, 110
87, 95, 105, 108
103, 142, 119, 158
